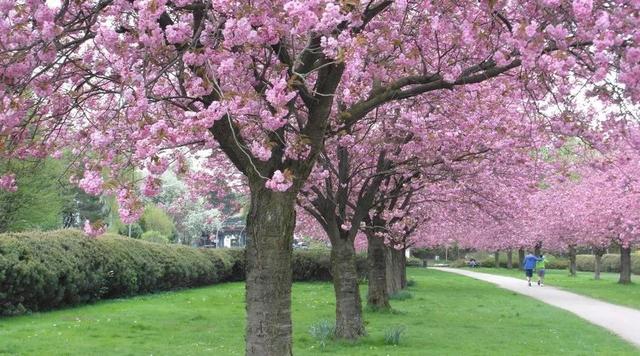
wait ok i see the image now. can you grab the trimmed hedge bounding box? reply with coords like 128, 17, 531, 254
0, 230, 367, 316
472, 254, 568, 269
576, 254, 640, 274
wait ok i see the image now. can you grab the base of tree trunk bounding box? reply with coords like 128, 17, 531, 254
594, 248, 604, 281
386, 247, 406, 295
507, 250, 513, 269
331, 237, 366, 339
619, 246, 632, 284
568, 245, 577, 277
245, 187, 295, 356
366, 233, 390, 311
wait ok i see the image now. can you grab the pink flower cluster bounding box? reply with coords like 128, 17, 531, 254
265, 170, 293, 192
0, 173, 17, 192
83, 220, 106, 238
78, 170, 104, 196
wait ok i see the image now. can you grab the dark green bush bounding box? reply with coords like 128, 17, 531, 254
0, 231, 370, 315
0, 230, 240, 316
574, 254, 640, 274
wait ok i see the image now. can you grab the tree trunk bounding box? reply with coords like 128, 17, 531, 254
494, 251, 500, 269
507, 250, 513, 269
366, 233, 390, 310
386, 247, 405, 295
619, 246, 632, 284
518, 248, 525, 271
534, 242, 542, 256
245, 186, 296, 356
568, 245, 577, 277
399, 248, 407, 289
594, 248, 604, 280
331, 236, 366, 339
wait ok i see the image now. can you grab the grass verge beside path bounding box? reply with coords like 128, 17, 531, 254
1, 268, 637, 355
466, 267, 640, 310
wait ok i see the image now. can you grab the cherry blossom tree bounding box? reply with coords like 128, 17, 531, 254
2, 1, 639, 353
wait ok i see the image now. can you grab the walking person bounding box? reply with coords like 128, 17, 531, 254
536, 255, 547, 286
522, 252, 541, 287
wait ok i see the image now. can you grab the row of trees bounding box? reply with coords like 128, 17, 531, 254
2, 1, 640, 354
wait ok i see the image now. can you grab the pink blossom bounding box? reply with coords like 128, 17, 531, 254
83, 220, 106, 238
265, 170, 293, 192
572, 0, 593, 20
79, 170, 103, 196
0, 173, 17, 192
166, 22, 191, 44
250, 141, 273, 161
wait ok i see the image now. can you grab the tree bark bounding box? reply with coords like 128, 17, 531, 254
386, 247, 406, 295
331, 235, 366, 339
518, 248, 525, 271
245, 186, 296, 356
494, 251, 500, 269
594, 247, 605, 280
619, 246, 632, 284
366, 232, 390, 310
507, 250, 513, 269
568, 245, 577, 277
534, 242, 542, 257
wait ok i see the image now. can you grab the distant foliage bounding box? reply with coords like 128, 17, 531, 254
575, 254, 640, 274
140, 205, 176, 239
406, 257, 423, 267
140, 230, 170, 244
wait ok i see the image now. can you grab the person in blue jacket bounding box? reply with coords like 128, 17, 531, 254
523, 252, 542, 287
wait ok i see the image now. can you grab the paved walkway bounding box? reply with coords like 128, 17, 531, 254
433, 267, 640, 348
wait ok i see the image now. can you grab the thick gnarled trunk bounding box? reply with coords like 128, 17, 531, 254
245, 186, 296, 356
507, 250, 513, 269
366, 233, 390, 310
619, 246, 632, 284
331, 236, 366, 339
568, 245, 577, 277
386, 247, 406, 295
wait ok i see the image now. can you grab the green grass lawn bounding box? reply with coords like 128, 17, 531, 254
465, 267, 640, 310
1, 268, 637, 355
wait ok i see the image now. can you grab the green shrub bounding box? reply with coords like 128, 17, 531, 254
0, 231, 371, 315
478, 253, 568, 269
406, 257, 422, 267
384, 325, 407, 345
290, 249, 367, 281
140, 230, 169, 244
450, 259, 468, 268
117, 223, 143, 239
576, 255, 595, 271
308, 319, 335, 349
0, 230, 241, 315
572, 254, 640, 274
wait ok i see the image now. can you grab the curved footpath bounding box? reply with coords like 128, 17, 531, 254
433, 267, 640, 349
